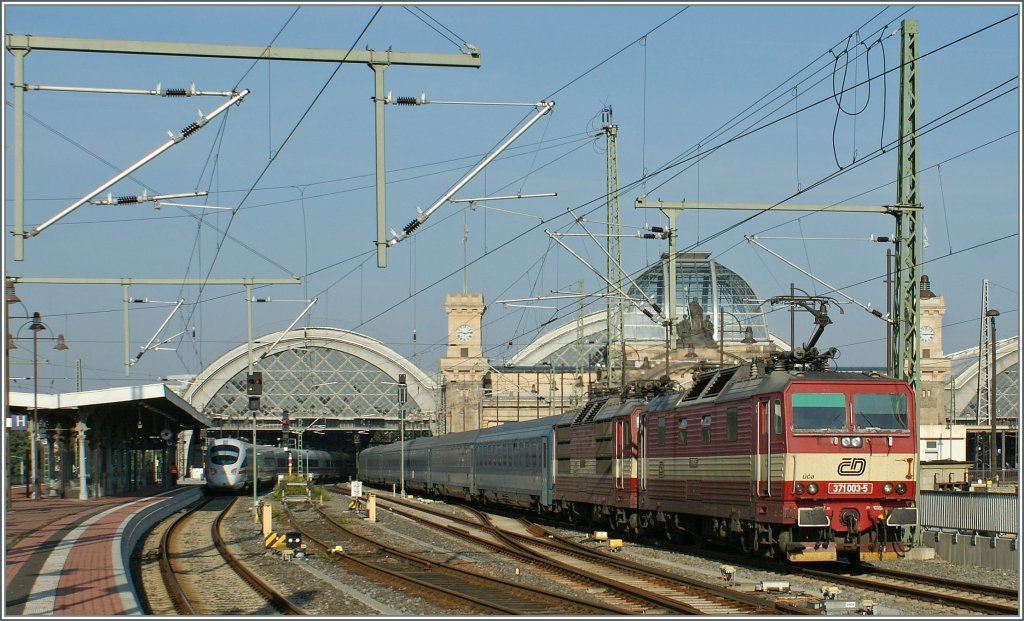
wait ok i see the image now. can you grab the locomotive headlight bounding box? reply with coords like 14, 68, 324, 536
806, 483, 819, 495
794, 483, 805, 494
895, 482, 907, 495
850, 437, 863, 448
841, 437, 852, 447
882, 482, 894, 494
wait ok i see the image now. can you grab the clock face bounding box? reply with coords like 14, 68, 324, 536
456, 324, 474, 342
921, 325, 935, 342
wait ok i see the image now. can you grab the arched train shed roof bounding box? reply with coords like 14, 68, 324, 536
184, 327, 437, 429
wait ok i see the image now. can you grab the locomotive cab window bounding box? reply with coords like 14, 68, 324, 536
791, 393, 846, 430
854, 393, 908, 430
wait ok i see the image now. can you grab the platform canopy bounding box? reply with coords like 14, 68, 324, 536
8, 383, 212, 433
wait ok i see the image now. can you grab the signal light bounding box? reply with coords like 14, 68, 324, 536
246, 372, 263, 396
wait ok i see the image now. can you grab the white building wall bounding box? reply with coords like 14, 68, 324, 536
920, 423, 967, 462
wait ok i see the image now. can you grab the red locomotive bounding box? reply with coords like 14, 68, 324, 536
554, 358, 916, 562
359, 301, 918, 563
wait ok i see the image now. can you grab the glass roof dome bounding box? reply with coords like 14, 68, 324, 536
625, 251, 770, 345
509, 251, 772, 369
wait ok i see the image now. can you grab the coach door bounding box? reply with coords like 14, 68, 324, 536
755, 399, 771, 497
614, 415, 634, 489
636, 413, 647, 492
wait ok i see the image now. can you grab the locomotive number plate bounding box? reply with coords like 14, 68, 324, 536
828, 482, 874, 494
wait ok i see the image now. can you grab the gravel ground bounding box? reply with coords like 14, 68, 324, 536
219, 490, 617, 615
219, 489, 1019, 617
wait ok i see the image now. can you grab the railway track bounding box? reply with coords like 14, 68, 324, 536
280, 500, 626, 615
620, 520, 1020, 616
138, 495, 304, 615
793, 562, 1020, 616
362, 490, 814, 615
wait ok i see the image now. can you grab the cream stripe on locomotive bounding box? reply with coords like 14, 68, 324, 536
638, 452, 915, 484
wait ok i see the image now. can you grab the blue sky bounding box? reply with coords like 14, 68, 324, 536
3, 2, 1020, 393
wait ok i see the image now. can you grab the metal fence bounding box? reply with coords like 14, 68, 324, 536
920, 489, 1019, 535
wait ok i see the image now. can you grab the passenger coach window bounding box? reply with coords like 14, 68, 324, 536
854, 393, 908, 430
791, 393, 846, 430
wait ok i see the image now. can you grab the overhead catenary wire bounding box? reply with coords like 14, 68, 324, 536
18, 10, 1015, 385
176, 7, 383, 346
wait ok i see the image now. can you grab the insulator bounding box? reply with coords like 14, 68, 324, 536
180, 122, 201, 138
117, 195, 140, 204
403, 219, 422, 235
163, 88, 188, 97
873, 235, 891, 242
395, 96, 418, 105
640, 233, 659, 239
651, 303, 662, 315
642, 309, 654, 320
649, 226, 665, 233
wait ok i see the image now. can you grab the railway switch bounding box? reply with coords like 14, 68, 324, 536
720, 565, 736, 582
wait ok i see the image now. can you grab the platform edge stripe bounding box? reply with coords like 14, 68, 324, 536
116, 487, 204, 615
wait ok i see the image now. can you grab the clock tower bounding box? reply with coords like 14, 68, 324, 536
919, 275, 951, 426
439, 293, 489, 433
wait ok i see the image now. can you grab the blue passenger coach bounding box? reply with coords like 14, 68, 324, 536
357, 415, 564, 511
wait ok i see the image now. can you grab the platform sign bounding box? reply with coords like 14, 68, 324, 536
350, 480, 363, 498
6, 414, 28, 430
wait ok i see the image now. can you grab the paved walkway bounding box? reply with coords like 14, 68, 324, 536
4, 483, 197, 616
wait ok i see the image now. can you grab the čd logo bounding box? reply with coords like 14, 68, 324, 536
837, 458, 867, 476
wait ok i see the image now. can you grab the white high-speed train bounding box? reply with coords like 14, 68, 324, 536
205, 437, 350, 493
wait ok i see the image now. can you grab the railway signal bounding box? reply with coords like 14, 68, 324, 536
247, 371, 262, 410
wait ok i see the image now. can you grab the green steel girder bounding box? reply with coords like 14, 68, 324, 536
893, 19, 921, 396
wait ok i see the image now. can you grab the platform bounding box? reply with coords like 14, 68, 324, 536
3, 483, 202, 616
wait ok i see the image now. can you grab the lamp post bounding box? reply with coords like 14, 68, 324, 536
19, 312, 68, 500
5, 279, 21, 508
397, 374, 407, 497
986, 308, 999, 476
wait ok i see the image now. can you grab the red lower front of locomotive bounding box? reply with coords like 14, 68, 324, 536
779, 482, 918, 561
